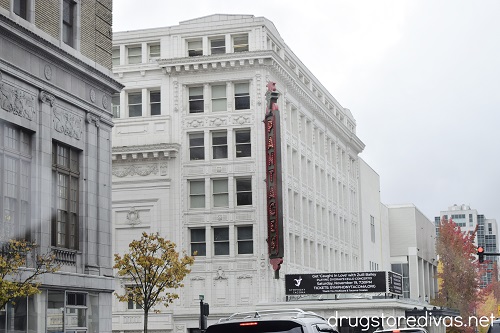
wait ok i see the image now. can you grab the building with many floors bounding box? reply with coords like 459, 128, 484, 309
0, 0, 122, 332
436, 204, 498, 286
111, 14, 438, 333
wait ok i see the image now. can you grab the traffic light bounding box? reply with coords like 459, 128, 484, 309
477, 246, 485, 263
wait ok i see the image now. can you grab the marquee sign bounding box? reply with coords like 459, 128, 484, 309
264, 82, 284, 278
285, 271, 403, 295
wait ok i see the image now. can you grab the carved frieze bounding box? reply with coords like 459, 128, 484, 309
53, 108, 83, 140
86, 113, 100, 127
186, 118, 204, 128
0, 82, 36, 121
232, 115, 252, 125
39, 90, 55, 106
112, 164, 159, 177
209, 117, 227, 127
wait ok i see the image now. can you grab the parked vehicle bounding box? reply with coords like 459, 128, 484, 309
206, 309, 338, 333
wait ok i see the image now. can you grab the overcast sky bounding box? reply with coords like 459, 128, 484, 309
114, 0, 500, 223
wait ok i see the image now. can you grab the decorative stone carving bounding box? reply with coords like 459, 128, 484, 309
90, 88, 96, 103
39, 90, 55, 106
159, 163, 168, 176
102, 95, 109, 109
126, 207, 141, 225
86, 113, 100, 127
186, 119, 204, 128
0, 82, 36, 120
209, 117, 227, 127
44, 65, 52, 80
214, 266, 227, 280
173, 80, 179, 112
53, 108, 83, 140
112, 164, 159, 177
232, 115, 251, 125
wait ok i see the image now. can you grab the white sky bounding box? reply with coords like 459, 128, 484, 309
114, 0, 500, 223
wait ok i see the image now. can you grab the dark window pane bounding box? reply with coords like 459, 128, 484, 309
189, 100, 204, 113
214, 242, 229, 255
129, 105, 142, 117
236, 179, 251, 192
238, 241, 253, 254
189, 49, 203, 57
14, 0, 27, 19
238, 226, 252, 240
213, 146, 227, 159
191, 243, 206, 256
236, 144, 251, 157
237, 192, 252, 206
236, 131, 250, 143
191, 229, 205, 242
235, 96, 250, 110
212, 136, 227, 145
150, 92, 160, 103
190, 136, 204, 147
151, 104, 161, 115
214, 228, 229, 241
190, 148, 204, 160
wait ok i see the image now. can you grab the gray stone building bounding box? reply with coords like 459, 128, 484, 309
0, 1, 121, 332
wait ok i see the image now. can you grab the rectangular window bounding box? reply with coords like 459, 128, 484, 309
370, 215, 375, 243
148, 43, 160, 60
188, 40, 202, 57
214, 227, 229, 255
235, 129, 251, 157
189, 180, 205, 208
127, 46, 142, 64
14, 0, 27, 19
65, 292, 87, 331
212, 179, 228, 207
112, 47, 120, 66
189, 133, 204, 160
150, 91, 161, 116
211, 85, 227, 112
112, 95, 120, 118
189, 87, 204, 113
237, 226, 253, 254
233, 35, 249, 52
210, 38, 225, 54
62, 0, 75, 47
190, 229, 206, 256
236, 178, 252, 206
234, 83, 250, 110
1, 122, 32, 242
212, 131, 227, 159
128, 92, 142, 117
52, 142, 79, 250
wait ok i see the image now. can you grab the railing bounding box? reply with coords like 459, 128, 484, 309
52, 247, 77, 266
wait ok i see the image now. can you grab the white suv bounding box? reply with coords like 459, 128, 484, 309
206, 309, 338, 333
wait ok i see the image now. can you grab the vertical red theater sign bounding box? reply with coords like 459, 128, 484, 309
264, 82, 284, 278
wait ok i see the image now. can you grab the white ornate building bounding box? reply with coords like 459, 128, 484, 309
111, 14, 383, 333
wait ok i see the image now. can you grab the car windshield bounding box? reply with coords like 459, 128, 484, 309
488, 322, 500, 333
206, 321, 303, 333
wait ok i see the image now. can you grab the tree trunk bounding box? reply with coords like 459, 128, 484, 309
144, 309, 149, 333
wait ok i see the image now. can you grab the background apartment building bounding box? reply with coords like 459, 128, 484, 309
0, 1, 121, 332
436, 204, 499, 286
111, 14, 366, 332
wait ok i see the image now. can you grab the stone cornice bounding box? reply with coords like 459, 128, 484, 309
0, 14, 123, 93
112, 143, 180, 160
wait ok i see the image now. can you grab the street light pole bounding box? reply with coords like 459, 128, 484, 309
199, 294, 205, 332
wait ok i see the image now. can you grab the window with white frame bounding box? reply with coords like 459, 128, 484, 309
234, 83, 250, 110
150, 90, 161, 116
126, 286, 141, 310
148, 43, 160, 61
189, 180, 205, 208
233, 34, 249, 52
210, 37, 225, 54
65, 292, 87, 331
212, 131, 227, 159
112, 47, 120, 66
189, 87, 204, 113
112, 95, 120, 118
52, 142, 79, 250
128, 92, 142, 117
236, 178, 252, 206
211, 85, 227, 112
127, 45, 142, 64
62, 0, 76, 47
0, 121, 31, 242
188, 40, 203, 57
189, 133, 204, 160
212, 179, 228, 207
213, 227, 229, 255
237, 226, 253, 254
235, 129, 251, 157
190, 229, 206, 256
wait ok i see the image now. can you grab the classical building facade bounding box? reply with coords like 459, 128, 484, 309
0, 1, 121, 332
111, 14, 366, 332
